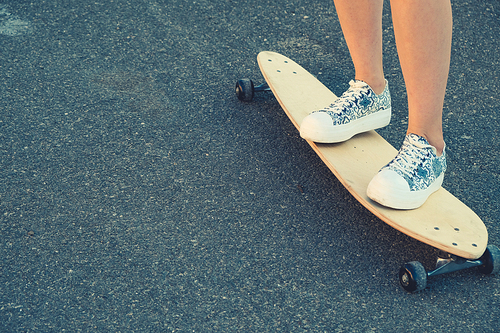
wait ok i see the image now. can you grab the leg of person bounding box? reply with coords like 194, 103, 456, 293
334, 0, 386, 94
367, 0, 452, 209
392, 0, 451, 153
299, 0, 391, 143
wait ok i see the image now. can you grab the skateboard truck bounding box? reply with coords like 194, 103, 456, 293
235, 78, 270, 102
399, 244, 500, 292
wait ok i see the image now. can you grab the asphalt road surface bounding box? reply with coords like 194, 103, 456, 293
1, 0, 499, 331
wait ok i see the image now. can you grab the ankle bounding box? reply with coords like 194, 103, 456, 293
355, 77, 386, 95
431, 141, 445, 156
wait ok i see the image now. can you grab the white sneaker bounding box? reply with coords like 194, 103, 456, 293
367, 133, 447, 210
300, 80, 391, 143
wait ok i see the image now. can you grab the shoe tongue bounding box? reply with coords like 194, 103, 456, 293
407, 133, 437, 154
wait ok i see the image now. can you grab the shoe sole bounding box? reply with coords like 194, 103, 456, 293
300, 107, 392, 143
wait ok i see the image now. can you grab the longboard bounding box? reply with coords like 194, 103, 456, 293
256, 51, 489, 261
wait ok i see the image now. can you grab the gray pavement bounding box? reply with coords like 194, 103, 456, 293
1, 0, 499, 331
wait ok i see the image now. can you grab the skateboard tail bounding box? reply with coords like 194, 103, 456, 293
307, 139, 488, 260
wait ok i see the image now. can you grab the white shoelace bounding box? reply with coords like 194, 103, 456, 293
321, 80, 370, 114
389, 138, 433, 179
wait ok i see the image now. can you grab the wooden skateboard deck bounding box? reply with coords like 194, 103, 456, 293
257, 51, 488, 260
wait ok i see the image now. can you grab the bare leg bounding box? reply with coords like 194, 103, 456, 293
333, 0, 386, 94
390, 0, 452, 154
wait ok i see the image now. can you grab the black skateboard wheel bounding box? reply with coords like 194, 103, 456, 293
235, 78, 254, 102
478, 244, 500, 275
399, 261, 427, 292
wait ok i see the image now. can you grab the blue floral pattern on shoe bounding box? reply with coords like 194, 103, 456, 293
382, 133, 446, 192
313, 80, 391, 125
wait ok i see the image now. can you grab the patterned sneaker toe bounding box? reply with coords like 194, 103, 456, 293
367, 133, 447, 210
300, 80, 391, 143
